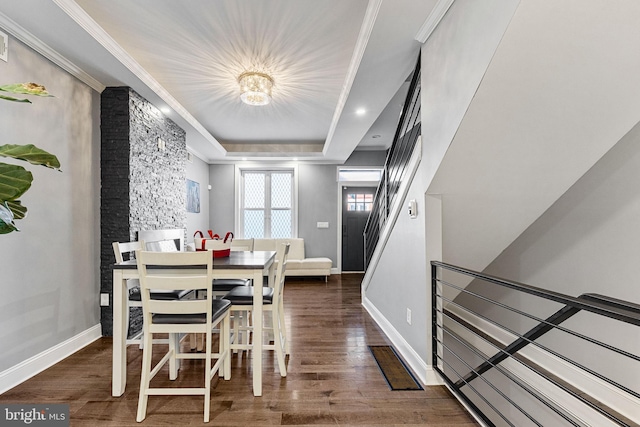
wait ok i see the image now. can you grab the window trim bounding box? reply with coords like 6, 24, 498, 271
235, 164, 299, 239
336, 166, 383, 183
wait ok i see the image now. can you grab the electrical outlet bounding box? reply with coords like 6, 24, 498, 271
406, 308, 412, 325
100, 293, 109, 307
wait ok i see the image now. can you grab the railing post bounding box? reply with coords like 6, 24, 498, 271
431, 262, 438, 368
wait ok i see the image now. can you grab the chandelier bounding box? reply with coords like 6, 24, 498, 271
238, 72, 273, 106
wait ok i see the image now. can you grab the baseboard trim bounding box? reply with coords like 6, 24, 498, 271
362, 295, 442, 386
0, 324, 102, 394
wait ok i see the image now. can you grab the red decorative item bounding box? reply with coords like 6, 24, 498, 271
193, 230, 233, 257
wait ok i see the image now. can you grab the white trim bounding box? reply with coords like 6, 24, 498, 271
414, 0, 455, 43
446, 305, 640, 425
52, 0, 226, 155
335, 166, 383, 273
442, 382, 492, 427
323, 0, 382, 154
0, 324, 102, 394
0, 12, 105, 92
362, 137, 422, 290
336, 166, 384, 182
362, 295, 441, 386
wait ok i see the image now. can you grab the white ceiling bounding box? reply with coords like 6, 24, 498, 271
0, 0, 438, 163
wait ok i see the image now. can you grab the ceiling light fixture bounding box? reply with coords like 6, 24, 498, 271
238, 72, 273, 106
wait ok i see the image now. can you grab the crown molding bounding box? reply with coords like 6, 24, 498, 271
52, 0, 226, 155
323, 0, 383, 155
415, 0, 455, 43
0, 12, 105, 92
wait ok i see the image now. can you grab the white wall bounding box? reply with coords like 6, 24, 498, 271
0, 35, 100, 374
208, 163, 235, 234
481, 118, 640, 401
186, 151, 210, 239
429, 0, 640, 277
364, 0, 520, 383
206, 151, 386, 264
367, 0, 640, 391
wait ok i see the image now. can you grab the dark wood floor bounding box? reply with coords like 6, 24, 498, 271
1, 274, 478, 426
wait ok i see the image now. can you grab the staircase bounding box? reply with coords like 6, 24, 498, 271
432, 261, 640, 427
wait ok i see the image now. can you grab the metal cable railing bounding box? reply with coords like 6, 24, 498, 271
432, 261, 640, 427
364, 54, 422, 268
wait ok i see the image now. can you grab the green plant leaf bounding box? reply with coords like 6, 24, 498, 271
0, 144, 61, 170
0, 202, 19, 233
6, 199, 27, 220
0, 218, 19, 234
0, 83, 52, 97
0, 162, 33, 201
0, 93, 32, 103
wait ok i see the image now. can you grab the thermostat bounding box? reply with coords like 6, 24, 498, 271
408, 199, 417, 219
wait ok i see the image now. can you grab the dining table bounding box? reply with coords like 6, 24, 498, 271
111, 250, 277, 397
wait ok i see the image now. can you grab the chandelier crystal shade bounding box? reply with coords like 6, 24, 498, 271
238, 72, 273, 106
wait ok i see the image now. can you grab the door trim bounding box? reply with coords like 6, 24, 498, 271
335, 176, 379, 274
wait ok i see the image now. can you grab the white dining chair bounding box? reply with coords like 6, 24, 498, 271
112, 240, 192, 348
223, 242, 290, 376
211, 238, 254, 296
135, 249, 231, 423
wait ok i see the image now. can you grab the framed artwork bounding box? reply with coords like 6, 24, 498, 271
186, 179, 200, 213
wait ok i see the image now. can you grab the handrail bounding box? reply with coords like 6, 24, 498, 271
453, 303, 581, 388
364, 53, 421, 268
431, 261, 640, 427
432, 261, 640, 326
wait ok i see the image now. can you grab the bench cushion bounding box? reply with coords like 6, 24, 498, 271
212, 278, 251, 292
223, 286, 275, 305
247, 238, 332, 277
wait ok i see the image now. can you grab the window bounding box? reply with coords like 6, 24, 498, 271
238, 168, 296, 238
347, 193, 373, 212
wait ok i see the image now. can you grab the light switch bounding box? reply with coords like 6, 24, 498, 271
100, 293, 109, 306
317, 222, 329, 229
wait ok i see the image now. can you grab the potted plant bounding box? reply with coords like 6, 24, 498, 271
0, 83, 61, 234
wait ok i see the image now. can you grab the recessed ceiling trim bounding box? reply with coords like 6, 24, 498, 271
322, 0, 383, 156
0, 11, 105, 92
223, 143, 324, 154
414, 0, 455, 43
52, 0, 226, 155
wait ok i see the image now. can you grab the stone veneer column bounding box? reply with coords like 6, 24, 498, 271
100, 87, 187, 336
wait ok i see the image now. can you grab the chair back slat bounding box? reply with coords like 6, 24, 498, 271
146, 299, 208, 315
139, 274, 208, 291
138, 228, 184, 251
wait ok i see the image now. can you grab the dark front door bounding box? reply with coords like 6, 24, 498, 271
342, 186, 374, 272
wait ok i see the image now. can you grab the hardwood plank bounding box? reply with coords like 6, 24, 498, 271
0, 274, 478, 426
